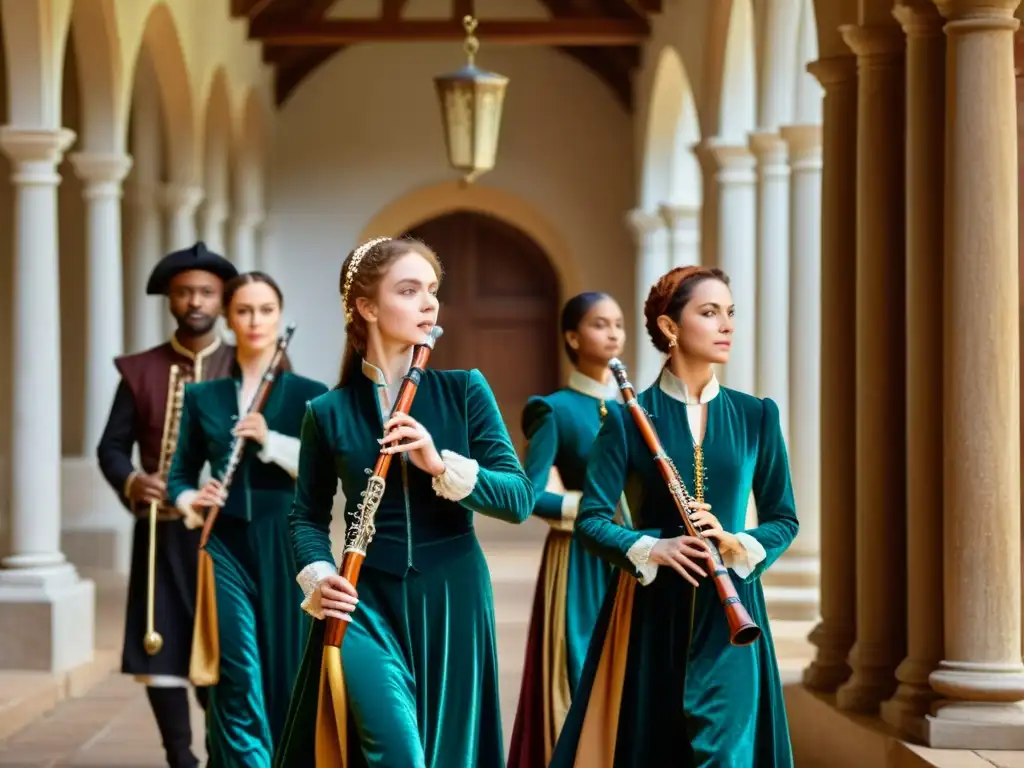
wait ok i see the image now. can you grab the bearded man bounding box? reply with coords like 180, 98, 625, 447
96, 242, 237, 768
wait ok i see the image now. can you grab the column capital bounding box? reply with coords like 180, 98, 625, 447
202, 200, 230, 224
233, 209, 266, 229
658, 202, 700, 232
894, 1, 946, 35
624, 208, 664, 242
160, 183, 204, 215
0, 127, 76, 185
693, 140, 757, 184
840, 23, 907, 61
69, 152, 133, 199
935, 0, 1020, 28
748, 131, 789, 164
807, 55, 858, 88
780, 124, 824, 169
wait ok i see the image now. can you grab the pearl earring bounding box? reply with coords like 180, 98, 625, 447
668, 337, 677, 348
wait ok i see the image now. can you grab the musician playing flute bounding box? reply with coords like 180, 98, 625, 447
508, 291, 628, 767
274, 237, 534, 768
96, 242, 238, 768
165, 272, 327, 767
550, 266, 797, 768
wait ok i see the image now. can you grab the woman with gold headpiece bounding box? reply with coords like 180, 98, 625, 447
507, 291, 628, 767
549, 266, 797, 768
166, 272, 328, 767
274, 237, 534, 768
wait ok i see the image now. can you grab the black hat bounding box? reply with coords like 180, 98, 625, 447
146, 241, 239, 295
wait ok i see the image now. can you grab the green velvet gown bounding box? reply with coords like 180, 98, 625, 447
508, 372, 624, 767
549, 372, 797, 768
167, 368, 329, 767
274, 360, 534, 768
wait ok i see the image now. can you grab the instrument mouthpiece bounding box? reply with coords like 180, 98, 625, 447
609, 358, 624, 371
423, 325, 444, 347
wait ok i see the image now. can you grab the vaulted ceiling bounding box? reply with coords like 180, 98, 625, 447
230, 0, 660, 110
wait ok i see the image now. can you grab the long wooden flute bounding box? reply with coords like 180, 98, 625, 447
323, 325, 444, 649
608, 358, 761, 647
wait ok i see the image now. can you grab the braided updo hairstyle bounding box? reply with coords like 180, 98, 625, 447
336, 237, 443, 387
643, 265, 730, 353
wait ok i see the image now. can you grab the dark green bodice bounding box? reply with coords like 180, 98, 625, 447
289, 366, 535, 578
522, 389, 611, 520
167, 371, 328, 522
576, 383, 798, 583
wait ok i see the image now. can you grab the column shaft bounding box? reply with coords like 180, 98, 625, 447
802, 55, 859, 693
161, 184, 204, 337
200, 201, 228, 255
658, 203, 701, 268
126, 185, 164, 352
926, 0, 1024, 749
230, 213, 262, 273
626, 208, 669, 389
881, 1, 946, 739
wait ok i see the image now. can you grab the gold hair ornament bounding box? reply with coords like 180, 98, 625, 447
343, 237, 390, 324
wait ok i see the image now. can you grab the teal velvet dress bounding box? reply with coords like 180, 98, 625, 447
549, 370, 797, 768
274, 359, 534, 768
508, 372, 624, 767
167, 368, 329, 767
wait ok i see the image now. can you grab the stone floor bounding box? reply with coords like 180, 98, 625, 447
0, 523, 816, 766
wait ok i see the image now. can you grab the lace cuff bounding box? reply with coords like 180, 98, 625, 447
296, 560, 339, 620
722, 531, 767, 579
626, 534, 659, 586
258, 430, 301, 478
431, 450, 480, 502
174, 490, 204, 530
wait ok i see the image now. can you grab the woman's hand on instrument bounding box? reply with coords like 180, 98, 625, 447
192, 478, 227, 509
684, 502, 744, 561
380, 412, 445, 477
318, 574, 359, 622
233, 413, 268, 445
648, 535, 713, 587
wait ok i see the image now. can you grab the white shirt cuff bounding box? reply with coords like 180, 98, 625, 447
258, 430, 301, 478
431, 450, 480, 502
722, 531, 767, 579
174, 490, 204, 530
296, 560, 338, 620
626, 534, 659, 586
548, 490, 581, 532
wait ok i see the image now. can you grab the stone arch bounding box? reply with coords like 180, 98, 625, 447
235, 87, 269, 217
812, 0, 857, 60
1, 0, 74, 126
793, 0, 822, 125
640, 45, 703, 211
713, 0, 757, 143
201, 66, 233, 248
357, 181, 580, 304
130, 3, 197, 183
69, 0, 123, 152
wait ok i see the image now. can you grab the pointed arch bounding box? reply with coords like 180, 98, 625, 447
202, 66, 233, 211
69, 0, 124, 152
1, 0, 74, 126
718, 0, 757, 142
130, 2, 197, 183
235, 87, 270, 217
641, 45, 703, 210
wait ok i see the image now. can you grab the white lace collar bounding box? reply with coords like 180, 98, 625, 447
568, 370, 621, 402
658, 367, 720, 405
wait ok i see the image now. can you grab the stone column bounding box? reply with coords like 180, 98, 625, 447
802, 55, 859, 693
880, 1, 946, 740
199, 200, 228, 256
626, 208, 669, 389
693, 142, 757, 393
230, 210, 263, 273
925, 0, 1024, 749
126, 182, 164, 353
161, 184, 203, 336
658, 203, 700, 268
749, 132, 791, 423
60, 152, 135, 575
0, 126, 95, 672
835, 23, 908, 715
762, 124, 823, 623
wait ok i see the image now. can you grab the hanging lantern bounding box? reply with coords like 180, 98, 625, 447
433, 16, 509, 184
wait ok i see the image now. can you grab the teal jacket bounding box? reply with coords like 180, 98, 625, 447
289, 364, 535, 578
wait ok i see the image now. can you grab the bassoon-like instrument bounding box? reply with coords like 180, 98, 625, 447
189, 323, 296, 686
317, 325, 443, 766
608, 358, 761, 647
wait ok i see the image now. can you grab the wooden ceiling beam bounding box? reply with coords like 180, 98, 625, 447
249, 17, 650, 46
230, 0, 286, 19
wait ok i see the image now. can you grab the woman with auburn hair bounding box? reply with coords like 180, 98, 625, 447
275, 237, 534, 768
549, 266, 797, 768
166, 271, 328, 767
508, 291, 629, 767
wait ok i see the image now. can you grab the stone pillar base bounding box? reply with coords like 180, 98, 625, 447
61, 457, 133, 576
763, 554, 820, 620
0, 565, 95, 672
925, 702, 1024, 749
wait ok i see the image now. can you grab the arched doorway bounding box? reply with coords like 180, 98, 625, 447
403, 211, 561, 455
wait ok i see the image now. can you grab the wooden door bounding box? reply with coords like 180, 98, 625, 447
404, 211, 561, 456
